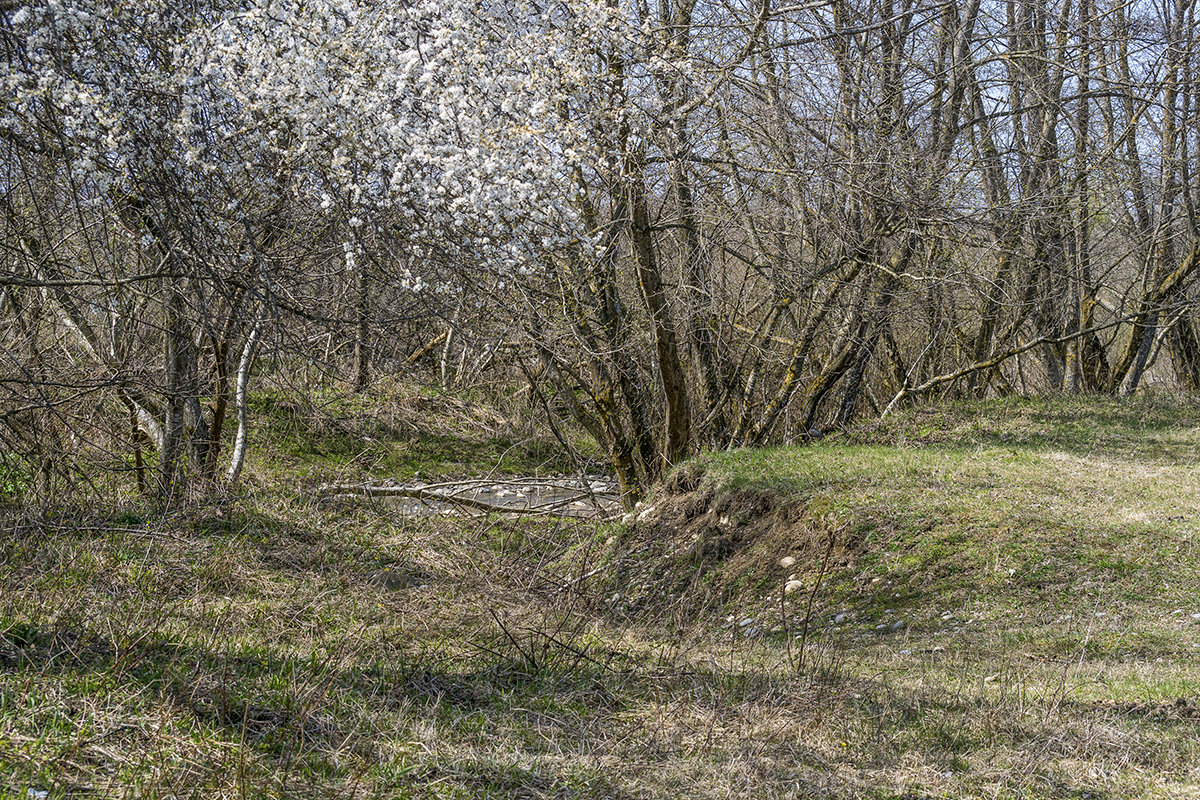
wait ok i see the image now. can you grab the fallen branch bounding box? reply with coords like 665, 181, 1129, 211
403, 331, 449, 366
882, 310, 1149, 415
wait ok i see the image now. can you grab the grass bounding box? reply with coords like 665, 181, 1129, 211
2, 392, 1200, 798
244, 383, 597, 485
748, 401, 1197, 616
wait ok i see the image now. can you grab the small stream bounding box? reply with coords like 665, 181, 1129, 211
325, 475, 623, 519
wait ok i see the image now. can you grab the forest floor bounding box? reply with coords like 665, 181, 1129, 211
3, 389, 1200, 799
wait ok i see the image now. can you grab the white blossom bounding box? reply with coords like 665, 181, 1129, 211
3, 0, 663, 290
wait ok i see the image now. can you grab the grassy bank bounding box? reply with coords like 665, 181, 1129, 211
2, 394, 1200, 798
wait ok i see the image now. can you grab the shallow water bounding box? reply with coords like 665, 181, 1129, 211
364, 475, 623, 518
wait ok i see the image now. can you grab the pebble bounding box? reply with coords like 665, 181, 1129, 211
779, 556, 797, 568
1191, 613, 1200, 621
890, 620, 905, 631
784, 580, 804, 595
834, 613, 848, 624
738, 617, 754, 627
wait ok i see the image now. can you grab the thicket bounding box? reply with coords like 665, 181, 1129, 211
4, 0, 1200, 502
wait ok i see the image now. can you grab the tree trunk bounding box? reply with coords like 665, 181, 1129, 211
628, 167, 691, 472
226, 315, 263, 488
352, 266, 371, 392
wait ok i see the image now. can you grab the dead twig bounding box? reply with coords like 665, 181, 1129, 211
796, 532, 836, 673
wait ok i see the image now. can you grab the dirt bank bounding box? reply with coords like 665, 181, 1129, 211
602, 463, 867, 626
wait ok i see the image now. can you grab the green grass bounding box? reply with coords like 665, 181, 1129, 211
2, 394, 1200, 798
681, 395, 1200, 622
245, 385, 595, 485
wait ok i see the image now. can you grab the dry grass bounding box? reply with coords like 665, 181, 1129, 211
3, 394, 1200, 798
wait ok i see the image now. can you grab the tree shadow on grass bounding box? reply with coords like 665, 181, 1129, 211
3, 607, 1156, 800
849, 396, 1200, 463
1, 501, 1170, 800
0, 615, 642, 798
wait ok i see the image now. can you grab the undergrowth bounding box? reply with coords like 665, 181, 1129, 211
2, 394, 1199, 798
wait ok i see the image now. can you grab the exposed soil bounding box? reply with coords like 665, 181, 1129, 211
605, 464, 867, 625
